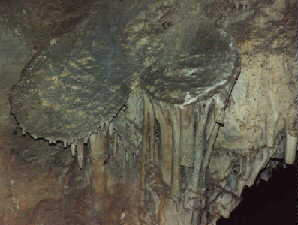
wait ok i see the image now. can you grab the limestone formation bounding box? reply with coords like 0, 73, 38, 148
0, 0, 296, 224
10, 10, 133, 144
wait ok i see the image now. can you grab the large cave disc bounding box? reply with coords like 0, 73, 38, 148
140, 25, 241, 104
10, 14, 133, 143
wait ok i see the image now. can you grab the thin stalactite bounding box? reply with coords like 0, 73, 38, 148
170, 106, 182, 199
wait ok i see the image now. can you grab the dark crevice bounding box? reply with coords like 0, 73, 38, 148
217, 165, 297, 225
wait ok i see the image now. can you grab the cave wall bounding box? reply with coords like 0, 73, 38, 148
0, 0, 296, 225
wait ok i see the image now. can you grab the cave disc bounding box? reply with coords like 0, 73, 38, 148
10, 14, 133, 143
141, 25, 241, 104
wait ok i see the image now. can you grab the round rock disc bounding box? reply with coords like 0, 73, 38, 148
141, 25, 240, 104
10, 15, 133, 143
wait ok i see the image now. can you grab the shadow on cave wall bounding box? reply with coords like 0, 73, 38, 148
217, 164, 297, 225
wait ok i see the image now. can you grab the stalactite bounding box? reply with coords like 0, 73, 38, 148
202, 102, 220, 184
125, 150, 129, 162
108, 122, 114, 136
83, 137, 89, 144
89, 132, 106, 196
284, 103, 298, 164
77, 142, 84, 169
185, 103, 206, 210
141, 93, 159, 206
180, 105, 195, 168
141, 86, 230, 217
143, 95, 156, 162
113, 133, 118, 156
285, 133, 297, 164
154, 101, 173, 187
141, 95, 150, 204
170, 106, 181, 199
143, 95, 150, 161
153, 119, 161, 162
63, 140, 68, 148
70, 144, 76, 157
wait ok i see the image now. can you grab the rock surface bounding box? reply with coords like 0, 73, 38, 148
10, 10, 133, 143
0, 0, 296, 225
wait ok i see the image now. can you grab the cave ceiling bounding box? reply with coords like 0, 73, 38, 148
0, 0, 296, 224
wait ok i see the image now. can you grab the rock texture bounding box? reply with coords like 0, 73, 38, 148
10, 10, 133, 144
0, 0, 296, 224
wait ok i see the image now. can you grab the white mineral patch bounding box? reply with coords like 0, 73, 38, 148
178, 92, 199, 109
32, 135, 38, 139
183, 68, 199, 76
50, 38, 57, 46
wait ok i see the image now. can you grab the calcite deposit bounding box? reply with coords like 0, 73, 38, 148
0, 0, 296, 224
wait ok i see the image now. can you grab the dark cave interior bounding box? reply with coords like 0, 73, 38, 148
217, 164, 297, 225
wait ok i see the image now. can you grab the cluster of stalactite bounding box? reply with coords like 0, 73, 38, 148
141, 93, 226, 225
64, 82, 236, 225
70, 80, 293, 225
135, 93, 287, 225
